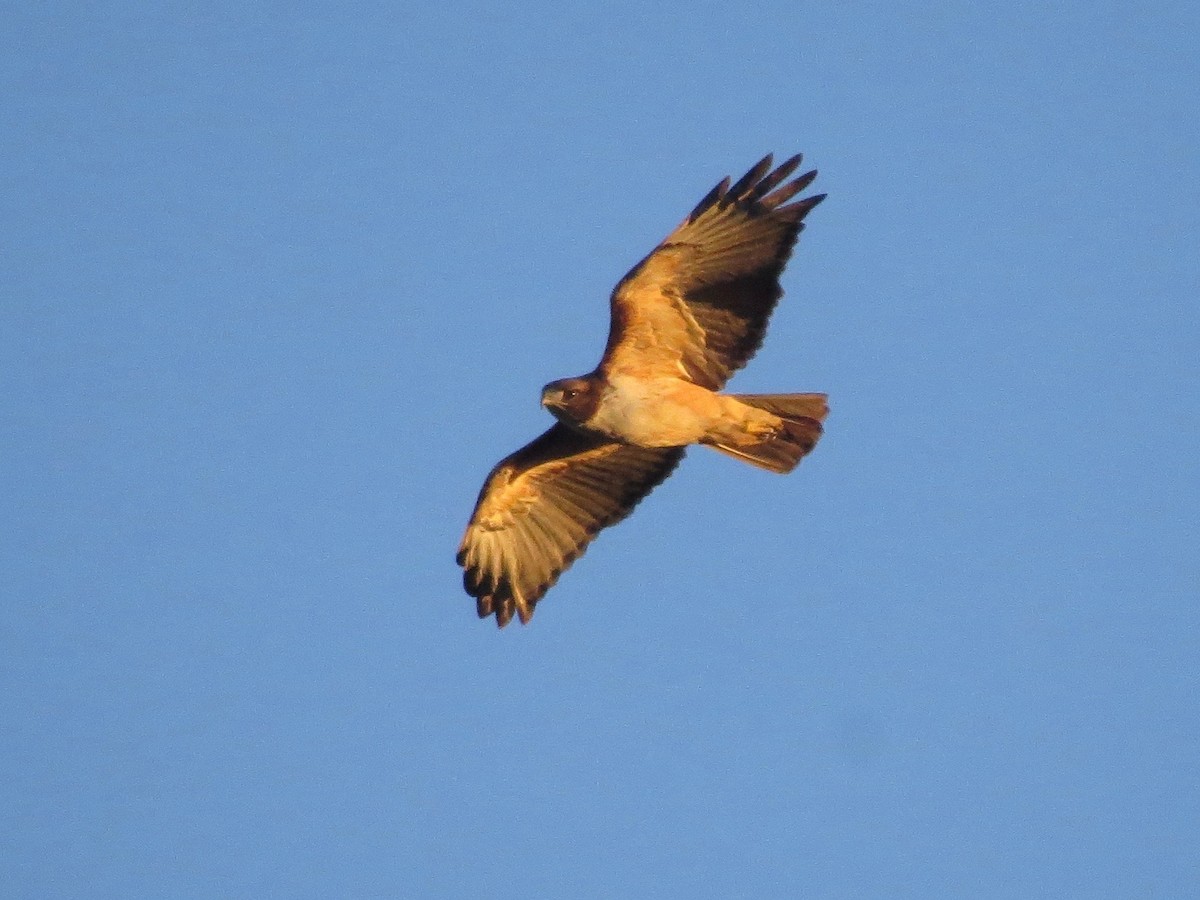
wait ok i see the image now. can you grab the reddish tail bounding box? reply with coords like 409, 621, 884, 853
709, 393, 828, 474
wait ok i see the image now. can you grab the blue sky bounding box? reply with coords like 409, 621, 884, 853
3, 2, 1198, 897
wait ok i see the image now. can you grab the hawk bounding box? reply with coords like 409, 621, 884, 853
458, 154, 828, 627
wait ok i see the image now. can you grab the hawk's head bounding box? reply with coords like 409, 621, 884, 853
541, 376, 601, 427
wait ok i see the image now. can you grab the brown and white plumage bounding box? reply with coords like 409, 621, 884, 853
458, 425, 683, 627
602, 153, 823, 390
458, 154, 828, 627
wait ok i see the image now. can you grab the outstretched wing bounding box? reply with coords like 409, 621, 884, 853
600, 154, 825, 390
457, 424, 684, 627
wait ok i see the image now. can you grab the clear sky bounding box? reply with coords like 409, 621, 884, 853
3, 2, 1198, 897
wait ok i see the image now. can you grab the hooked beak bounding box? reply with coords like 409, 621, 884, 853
540, 385, 562, 409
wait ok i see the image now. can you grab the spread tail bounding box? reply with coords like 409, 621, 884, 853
708, 393, 828, 474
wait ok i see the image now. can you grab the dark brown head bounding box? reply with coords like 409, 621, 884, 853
541, 376, 601, 427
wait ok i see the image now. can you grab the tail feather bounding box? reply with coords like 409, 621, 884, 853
709, 392, 828, 474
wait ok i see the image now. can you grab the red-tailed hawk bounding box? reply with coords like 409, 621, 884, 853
458, 154, 828, 626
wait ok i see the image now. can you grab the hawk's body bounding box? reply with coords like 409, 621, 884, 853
586, 375, 729, 447
458, 154, 829, 627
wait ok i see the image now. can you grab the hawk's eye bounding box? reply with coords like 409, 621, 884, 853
562, 389, 578, 402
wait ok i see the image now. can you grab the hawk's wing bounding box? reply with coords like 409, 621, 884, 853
600, 154, 825, 390
458, 424, 684, 627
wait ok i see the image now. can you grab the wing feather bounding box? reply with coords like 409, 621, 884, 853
600, 154, 825, 390
458, 424, 685, 626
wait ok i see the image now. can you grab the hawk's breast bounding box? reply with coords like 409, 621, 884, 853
587, 375, 720, 448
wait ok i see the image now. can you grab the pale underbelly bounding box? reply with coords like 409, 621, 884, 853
587, 376, 722, 447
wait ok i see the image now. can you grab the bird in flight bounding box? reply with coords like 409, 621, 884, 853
458, 154, 828, 627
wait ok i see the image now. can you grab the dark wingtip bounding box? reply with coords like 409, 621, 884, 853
788, 168, 818, 195
791, 191, 827, 212
728, 154, 775, 201
700, 155, 826, 222
777, 191, 826, 225
688, 176, 731, 222
758, 169, 818, 209
690, 154, 824, 222
749, 155, 803, 202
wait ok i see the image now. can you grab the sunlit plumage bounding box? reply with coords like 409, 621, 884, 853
458, 155, 828, 626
